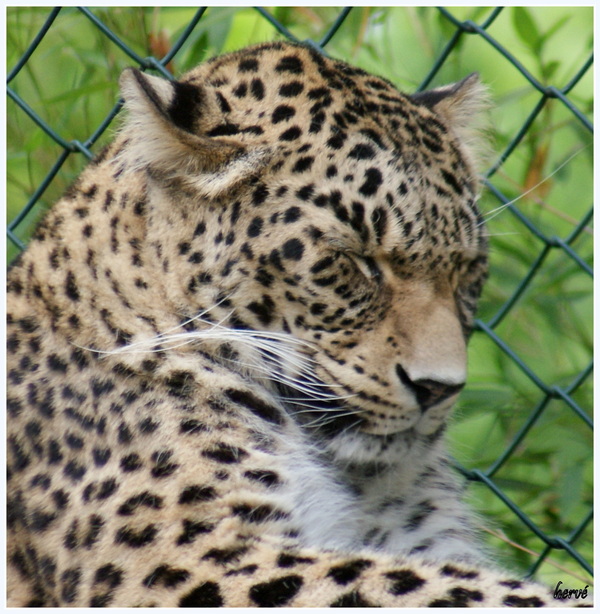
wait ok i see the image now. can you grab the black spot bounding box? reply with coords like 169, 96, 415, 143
250, 78, 265, 100
385, 569, 426, 595
30, 509, 58, 532
7, 333, 20, 353
283, 206, 301, 223
202, 443, 249, 464
92, 448, 111, 467
225, 388, 283, 425
247, 216, 264, 237
19, 316, 39, 332
275, 55, 303, 74
310, 255, 335, 275
503, 595, 544, 607
327, 559, 372, 585
440, 564, 479, 580
232, 82, 247, 98
276, 553, 315, 568
151, 451, 180, 479
281, 238, 304, 261
91, 378, 115, 398
65, 271, 80, 301
180, 419, 208, 434
82, 184, 97, 199
246, 294, 276, 325
117, 422, 134, 445
239, 58, 259, 72
499, 579, 522, 589
331, 591, 375, 607
47, 354, 68, 373
430, 587, 484, 607
272, 105, 295, 124
296, 184, 314, 201
61, 568, 82, 603
441, 168, 463, 195
188, 251, 204, 264
70, 347, 89, 370
176, 519, 214, 545
279, 81, 304, 97
89, 594, 111, 607
359, 168, 383, 196
202, 545, 249, 564
83, 514, 104, 548
280, 126, 302, 141
97, 479, 118, 500
371, 206, 388, 244
64, 460, 86, 482
243, 469, 280, 487
313, 274, 337, 287
404, 500, 436, 531
310, 302, 327, 316
249, 574, 303, 607
138, 417, 159, 434
118, 491, 163, 516
348, 143, 376, 160
178, 485, 217, 504
144, 564, 190, 589
232, 503, 287, 523
114, 524, 158, 548
327, 132, 347, 149
165, 370, 194, 398
225, 565, 258, 577
180, 582, 224, 607
292, 156, 314, 173
52, 489, 70, 509
255, 268, 274, 288
133, 198, 145, 215
94, 563, 123, 588
120, 453, 142, 472
252, 184, 269, 206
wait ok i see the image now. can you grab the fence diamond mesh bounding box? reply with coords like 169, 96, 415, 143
6, 6, 592, 586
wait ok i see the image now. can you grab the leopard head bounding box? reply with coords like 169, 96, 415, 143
119, 42, 489, 451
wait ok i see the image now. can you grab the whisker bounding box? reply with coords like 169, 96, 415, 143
480, 146, 587, 228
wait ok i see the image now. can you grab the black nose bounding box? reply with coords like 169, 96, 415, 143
395, 364, 464, 411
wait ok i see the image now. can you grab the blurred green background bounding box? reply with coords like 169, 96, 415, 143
6, 7, 592, 587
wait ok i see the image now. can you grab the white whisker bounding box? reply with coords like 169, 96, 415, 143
481, 146, 587, 227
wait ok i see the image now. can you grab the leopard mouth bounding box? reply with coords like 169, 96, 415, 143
274, 373, 454, 440
273, 378, 366, 436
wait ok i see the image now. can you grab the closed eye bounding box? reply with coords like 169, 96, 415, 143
346, 253, 382, 282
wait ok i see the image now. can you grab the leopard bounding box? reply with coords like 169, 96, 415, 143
7, 40, 585, 607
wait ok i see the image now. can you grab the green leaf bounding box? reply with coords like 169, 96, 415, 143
512, 7, 542, 53
540, 15, 571, 45
558, 464, 585, 522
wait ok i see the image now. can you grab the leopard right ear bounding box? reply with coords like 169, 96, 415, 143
118, 68, 272, 198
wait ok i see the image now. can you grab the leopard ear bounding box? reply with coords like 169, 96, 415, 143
411, 73, 488, 127
119, 68, 272, 198
412, 74, 490, 169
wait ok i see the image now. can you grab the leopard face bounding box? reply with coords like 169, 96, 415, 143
116, 41, 488, 452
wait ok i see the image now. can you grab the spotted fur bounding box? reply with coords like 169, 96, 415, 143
7, 41, 580, 607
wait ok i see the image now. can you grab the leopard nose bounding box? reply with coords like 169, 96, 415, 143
395, 364, 464, 411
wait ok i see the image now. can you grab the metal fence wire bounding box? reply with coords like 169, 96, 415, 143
6, 7, 592, 584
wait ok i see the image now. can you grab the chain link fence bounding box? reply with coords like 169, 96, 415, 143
7, 7, 592, 586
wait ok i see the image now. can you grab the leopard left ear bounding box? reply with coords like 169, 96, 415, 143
412, 74, 490, 169
119, 68, 272, 199
411, 73, 488, 127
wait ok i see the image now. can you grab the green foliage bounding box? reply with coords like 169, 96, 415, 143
7, 6, 592, 587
